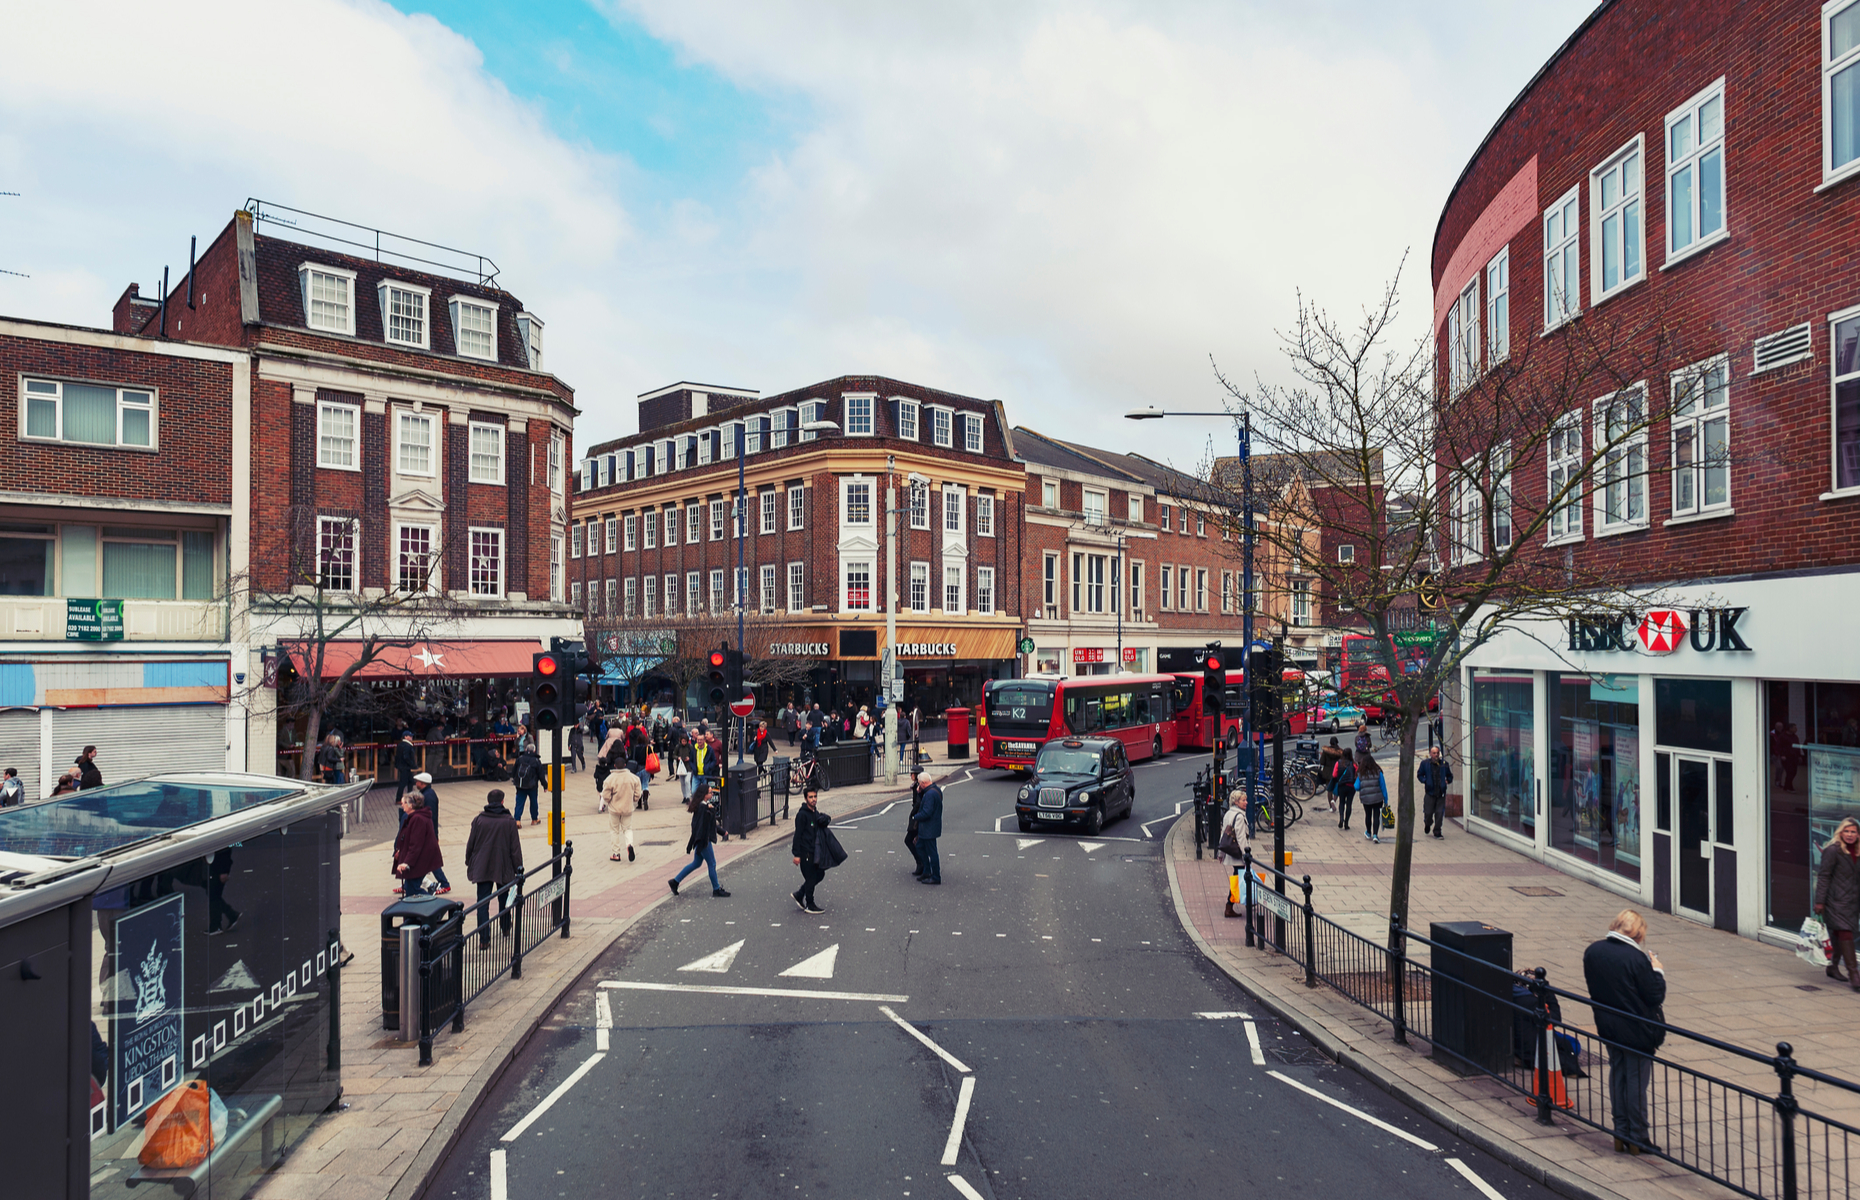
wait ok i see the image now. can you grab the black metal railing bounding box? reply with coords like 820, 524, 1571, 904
1233, 848, 1860, 1199
416, 843, 574, 1065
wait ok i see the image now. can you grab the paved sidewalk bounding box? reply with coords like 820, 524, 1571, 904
1167, 795, 1860, 1200
250, 761, 944, 1200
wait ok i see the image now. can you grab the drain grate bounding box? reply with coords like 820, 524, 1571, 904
1510, 886, 1564, 897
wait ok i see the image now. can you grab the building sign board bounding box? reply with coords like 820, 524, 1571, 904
67, 598, 124, 641
111, 891, 185, 1130
1568, 607, 1751, 654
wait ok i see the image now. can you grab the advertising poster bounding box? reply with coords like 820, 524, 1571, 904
1614, 727, 1642, 866
112, 891, 185, 1129
1572, 720, 1598, 850
1808, 744, 1860, 863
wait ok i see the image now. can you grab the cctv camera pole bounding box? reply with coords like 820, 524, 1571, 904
884, 455, 899, 786
1272, 633, 1287, 950
550, 724, 563, 876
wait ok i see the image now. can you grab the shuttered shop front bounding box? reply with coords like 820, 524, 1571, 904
52, 706, 228, 785
0, 709, 38, 801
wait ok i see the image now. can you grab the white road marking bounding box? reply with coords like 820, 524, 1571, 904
1194, 1011, 1253, 1020
1267, 1070, 1439, 1150
595, 991, 612, 1051
676, 940, 745, 974
1174, 799, 1188, 815
1445, 1158, 1507, 1199
1243, 1020, 1265, 1066
971, 830, 1145, 843
602, 980, 907, 1002
1078, 841, 1106, 853
948, 1174, 986, 1200
489, 1149, 508, 1200
878, 1005, 973, 1073
1016, 838, 1045, 850
500, 1051, 606, 1142
780, 944, 840, 979
941, 1075, 977, 1165
1140, 814, 1177, 837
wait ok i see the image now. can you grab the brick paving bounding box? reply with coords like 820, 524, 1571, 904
1169, 788, 1860, 1200
249, 761, 937, 1200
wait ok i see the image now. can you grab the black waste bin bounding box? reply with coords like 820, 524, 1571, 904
381, 895, 463, 1031
724, 762, 759, 836
1429, 920, 1514, 1076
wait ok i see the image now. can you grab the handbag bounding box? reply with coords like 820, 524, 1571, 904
1797, 916, 1833, 966
644, 752, 660, 775
1218, 825, 1246, 859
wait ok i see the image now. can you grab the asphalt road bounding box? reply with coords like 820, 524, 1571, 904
426, 750, 1547, 1200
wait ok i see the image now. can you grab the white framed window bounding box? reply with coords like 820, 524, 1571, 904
976, 494, 994, 536
723, 421, 743, 460
1827, 1, 1860, 186
1485, 248, 1510, 364
1221, 571, 1233, 614
1082, 488, 1107, 525
1078, 554, 1106, 614
943, 487, 964, 534
1291, 581, 1311, 627
1493, 443, 1514, 551
897, 399, 919, 441
395, 523, 437, 594
687, 571, 702, 616
687, 504, 702, 543
623, 577, 637, 619
772, 408, 794, 449
943, 564, 964, 614
468, 527, 504, 596
299, 264, 356, 335
844, 479, 873, 525
1158, 565, 1172, 611
664, 505, 679, 547
760, 489, 778, 534
550, 534, 563, 601
1593, 384, 1650, 533
517, 312, 544, 370
550, 434, 563, 491
1590, 137, 1645, 302
1451, 462, 1483, 564
1159, 505, 1172, 532
759, 564, 776, 613
622, 514, 637, 552
1835, 307, 1860, 492
316, 516, 357, 592
604, 516, 618, 554
910, 561, 930, 612
710, 569, 725, 615
1194, 568, 1207, 612
450, 296, 498, 360
930, 406, 952, 448
1449, 275, 1479, 395
1129, 561, 1144, 614
787, 562, 805, 612
584, 517, 600, 557
784, 484, 805, 531
468, 421, 505, 485
732, 492, 745, 538
397, 411, 435, 476
643, 575, 657, 618
644, 510, 657, 549
20, 378, 156, 449
910, 482, 930, 529
734, 566, 748, 610
570, 523, 583, 558
962, 413, 983, 453
1548, 412, 1583, 542
1127, 494, 1143, 523
845, 393, 874, 436
1041, 478, 1059, 509
1666, 79, 1727, 262
709, 498, 726, 541
745, 416, 763, 454
800, 400, 825, 442
571, 580, 582, 611
663, 573, 679, 616
697, 429, 714, 466
1195, 513, 1206, 537
1543, 186, 1581, 330
1176, 565, 1188, 611
379, 282, 431, 348
1338, 544, 1355, 563
843, 561, 873, 611
602, 578, 615, 616
1671, 356, 1731, 516
316, 401, 358, 469
1042, 552, 1058, 609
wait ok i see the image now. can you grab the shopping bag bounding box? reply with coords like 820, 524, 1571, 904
645, 752, 661, 775
1382, 805, 1395, 830
139, 1081, 229, 1169
1796, 916, 1833, 967
1228, 873, 1241, 905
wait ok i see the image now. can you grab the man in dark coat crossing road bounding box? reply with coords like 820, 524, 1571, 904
911, 771, 943, 884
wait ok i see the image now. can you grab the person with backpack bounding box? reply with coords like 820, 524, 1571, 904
1355, 753, 1387, 844
1333, 753, 1359, 831
626, 722, 653, 811
567, 718, 585, 773
511, 739, 543, 825
0, 766, 23, 807
593, 729, 624, 803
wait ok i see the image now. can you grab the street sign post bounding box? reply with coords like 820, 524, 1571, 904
729, 696, 755, 719
1393, 630, 1444, 647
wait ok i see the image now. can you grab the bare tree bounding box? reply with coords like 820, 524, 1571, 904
1190, 262, 1695, 934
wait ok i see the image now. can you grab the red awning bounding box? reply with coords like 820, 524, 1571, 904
287, 639, 540, 680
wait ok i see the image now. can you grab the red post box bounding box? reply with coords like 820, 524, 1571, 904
945, 707, 971, 759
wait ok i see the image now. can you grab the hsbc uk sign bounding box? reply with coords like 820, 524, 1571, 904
1566, 607, 1751, 654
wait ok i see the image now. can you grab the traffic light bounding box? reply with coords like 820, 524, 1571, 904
549, 636, 595, 724
708, 645, 728, 706
1248, 647, 1284, 730
532, 651, 565, 731
1202, 641, 1225, 716
725, 647, 748, 701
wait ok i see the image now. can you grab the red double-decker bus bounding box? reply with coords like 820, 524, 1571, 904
1172, 669, 1310, 750
979, 673, 1181, 771
1339, 632, 1440, 721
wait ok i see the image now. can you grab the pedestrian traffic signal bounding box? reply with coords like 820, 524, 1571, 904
1202, 641, 1225, 716
532, 652, 565, 731
1248, 647, 1284, 730
708, 645, 728, 706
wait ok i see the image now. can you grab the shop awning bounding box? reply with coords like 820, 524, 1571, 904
286, 639, 540, 680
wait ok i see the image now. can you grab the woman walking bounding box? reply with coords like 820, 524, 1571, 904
1355, 753, 1388, 844
1815, 816, 1860, 988
1318, 736, 1344, 814
669, 781, 729, 897
392, 792, 444, 896
791, 785, 833, 914
1333, 753, 1358, 830
1217, 789, 1250, 918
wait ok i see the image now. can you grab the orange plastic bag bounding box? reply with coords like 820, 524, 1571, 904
139, 1080, 218, 1169
644, 752, 661, 775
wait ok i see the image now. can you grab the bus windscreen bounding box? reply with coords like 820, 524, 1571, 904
987, 682, 1054, 732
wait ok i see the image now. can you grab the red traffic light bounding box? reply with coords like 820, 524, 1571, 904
537, 655, 560, 676
709, 650, 727, 669
1205, 655, 1221, 672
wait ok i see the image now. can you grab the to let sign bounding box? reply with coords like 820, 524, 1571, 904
67, 599, 124, 641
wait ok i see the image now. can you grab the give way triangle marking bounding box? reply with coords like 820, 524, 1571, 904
1078, 842, 1106, 854
1016, 838, 1045, 850
677, 940, 745, 973
779, 944, 840, 980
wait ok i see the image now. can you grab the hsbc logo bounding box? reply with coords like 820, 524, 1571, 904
1569, 607, 1751, 654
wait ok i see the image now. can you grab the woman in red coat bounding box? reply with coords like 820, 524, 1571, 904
394, 792, 445, 896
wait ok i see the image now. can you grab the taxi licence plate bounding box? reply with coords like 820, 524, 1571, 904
1037, 811, 1065, 820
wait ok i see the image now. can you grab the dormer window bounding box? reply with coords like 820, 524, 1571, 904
300, 264, 356, 335
516, 312, 544, 370
380, 282, 431, 348
800, 400, 825, 441
450, 296, 498, 360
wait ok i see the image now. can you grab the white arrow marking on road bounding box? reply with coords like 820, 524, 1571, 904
1078, 841, 1106, 853
1016, 838, 1045, 850
778, 944, 840, 979
677, 940, 745, 974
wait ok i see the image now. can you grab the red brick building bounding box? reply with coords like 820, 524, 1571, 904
1433, 0, 1860, 941
573, 378, 1024, 717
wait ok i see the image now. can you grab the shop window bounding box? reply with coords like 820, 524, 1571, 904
1655, 677, 1732, 753
1549, 671, 1641, 882
1469, 669, 1534, 838
1767, 681, 1860, 930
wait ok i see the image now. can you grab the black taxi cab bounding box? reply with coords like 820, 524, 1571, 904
1014, 736, 1134, 835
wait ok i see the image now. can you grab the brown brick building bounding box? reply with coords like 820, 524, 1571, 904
1433, 0, 1860, 941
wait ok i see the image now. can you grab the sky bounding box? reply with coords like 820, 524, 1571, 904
0, 0, 1601, 470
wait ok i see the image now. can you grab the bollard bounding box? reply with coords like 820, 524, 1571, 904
1775, 1041, 1800, 1200
1389, 912, 1408, 1047
1301, 875, 1316, 988
417, 928, 435, 1067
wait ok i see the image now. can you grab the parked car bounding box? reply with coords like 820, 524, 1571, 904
1014, 736, 1134, 836
1309, 699, 1366, 732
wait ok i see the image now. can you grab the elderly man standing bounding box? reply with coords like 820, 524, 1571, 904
1582, 910, 1667, 1156
911, 771, 943, 885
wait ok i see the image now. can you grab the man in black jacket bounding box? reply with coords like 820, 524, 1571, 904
790, 786, 831, 914
1582, 909, 1667, 1154
1417, 746, 1454, 838
393, 729, 418, 806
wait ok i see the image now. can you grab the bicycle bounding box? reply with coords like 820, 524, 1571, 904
792, 752, 831, 794
1251, 791, 1304, 832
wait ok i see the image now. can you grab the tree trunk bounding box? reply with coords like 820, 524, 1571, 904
1387, 713, 1420, 940
300, 705, 322, 782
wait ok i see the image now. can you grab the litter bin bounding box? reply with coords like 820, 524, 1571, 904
1429, 920, 1514, 1076
381, 895, 463, 1034
946, 707, 971, 759
724, 762, 759, 836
